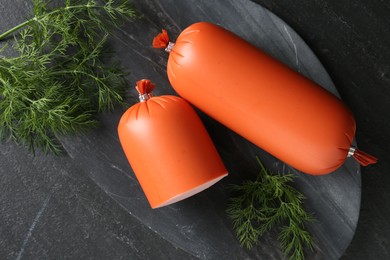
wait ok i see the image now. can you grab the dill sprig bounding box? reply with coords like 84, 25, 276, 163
227, 157, 315, 259
0, 0, 137, 154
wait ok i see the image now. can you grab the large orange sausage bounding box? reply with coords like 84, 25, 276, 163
117, 79, 228, 208
153, 22, 376, 175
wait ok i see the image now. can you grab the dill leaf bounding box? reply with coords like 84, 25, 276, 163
0, 0, 137, 154
227, 157, 315, 259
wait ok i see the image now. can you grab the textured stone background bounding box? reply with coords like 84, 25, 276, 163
1, 0, 389, 259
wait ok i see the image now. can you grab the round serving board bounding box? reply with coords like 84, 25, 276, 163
56, 0, 361, 259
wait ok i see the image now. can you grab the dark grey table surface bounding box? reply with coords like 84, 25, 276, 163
1, 0, 389, 259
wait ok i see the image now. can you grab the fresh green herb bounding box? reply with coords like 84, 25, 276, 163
0, 0, 137, 154
227, 157, 315, 259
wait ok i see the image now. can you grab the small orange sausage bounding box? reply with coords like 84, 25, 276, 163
117, 80, 228, 208
153, 22, 376, 175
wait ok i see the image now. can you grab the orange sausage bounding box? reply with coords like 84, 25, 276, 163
153, 22, 376, 175
117, 80, 228, 208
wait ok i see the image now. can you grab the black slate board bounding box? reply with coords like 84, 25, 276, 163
0, 0, 361, 259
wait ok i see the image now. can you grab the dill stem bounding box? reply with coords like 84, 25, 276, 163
0, 4, 102, 41
0, 20, 34, 40
51, 69, 106, 84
